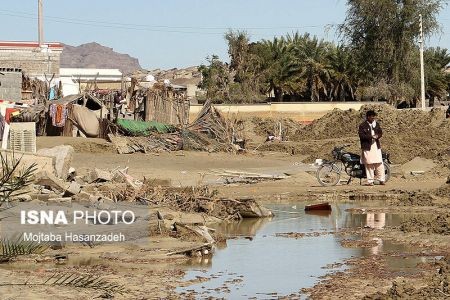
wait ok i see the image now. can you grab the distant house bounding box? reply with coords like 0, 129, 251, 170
0, 68, 22, 101
59, 68, 124, 96
0, 41, 63, 78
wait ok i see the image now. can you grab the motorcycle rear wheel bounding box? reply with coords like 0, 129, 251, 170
316, 163, 341, 187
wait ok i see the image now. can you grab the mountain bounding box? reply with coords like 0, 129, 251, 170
60, 42, 142, 74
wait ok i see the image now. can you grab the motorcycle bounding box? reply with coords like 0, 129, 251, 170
316, 144, 391, 186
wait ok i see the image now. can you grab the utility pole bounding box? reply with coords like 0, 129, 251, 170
38, 0, 44, 47
419, 14, 426, 109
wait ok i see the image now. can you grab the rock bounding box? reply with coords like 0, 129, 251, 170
74, 176, 86, 185
30, 199, 45, 205
96, 201, 113, 210
1, 150, 56, 176
72, 191, 91, 202
34, 171, 69, 193
67, 167, 77, 181
50, 241, 65, 250
30, 193, 52, 201
37, 145, 74, 179
72, 191, 101, 206
12, 194, 32, 202
47, 197, 72, 205
112, 169, 142, 190
236, 199, 273, 218
446, 176, 450, 184
63, 181, 81, 197
86, 168, 113, 183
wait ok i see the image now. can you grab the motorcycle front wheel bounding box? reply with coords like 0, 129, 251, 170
383, 161, 391, 183
316, 163, 341, 187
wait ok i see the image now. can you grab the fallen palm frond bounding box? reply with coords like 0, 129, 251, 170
0, 272, 126, 295
0, 236, 49, 262
44, 272, 126, 295
0, 151, 37, 203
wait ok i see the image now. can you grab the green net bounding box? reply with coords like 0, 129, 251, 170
116, 119, 176, 136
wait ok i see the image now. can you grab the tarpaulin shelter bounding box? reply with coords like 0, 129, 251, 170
46, 93, 108, 138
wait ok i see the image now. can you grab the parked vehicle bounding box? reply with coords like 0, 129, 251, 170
316, 144, 391, 186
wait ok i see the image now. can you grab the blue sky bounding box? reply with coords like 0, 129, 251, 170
0, 0, 449, 69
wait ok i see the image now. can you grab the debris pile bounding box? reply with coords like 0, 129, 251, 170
208, 169, 289, 184
108, 99, 246, 153
115, 183, 272, 220
9, 145, 272, 224
108, 133, 183, 154
187, 99, 245, 152
292, 105, 450, 163
250, 117, 303, 141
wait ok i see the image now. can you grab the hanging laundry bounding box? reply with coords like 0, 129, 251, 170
5, 108, 20, 124
49, 104, 68, 127
49, 87, 56, 100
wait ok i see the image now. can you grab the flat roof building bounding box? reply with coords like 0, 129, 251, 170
0, 41, 63, 78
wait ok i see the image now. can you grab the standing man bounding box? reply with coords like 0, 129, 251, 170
358, 110, 385, 186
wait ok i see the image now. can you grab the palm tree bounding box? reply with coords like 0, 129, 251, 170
291, 33, 333, 101
327, 45, 359, 101
424, 47, 450, 101
256, 37, 301, 101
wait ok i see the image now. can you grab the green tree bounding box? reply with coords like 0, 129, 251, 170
197, 55, 233, 103
340, 0, 445, 105
327, 45, 359, 101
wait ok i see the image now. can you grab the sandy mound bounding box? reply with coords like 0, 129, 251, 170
292, 105, 450, 163
37, 137, 115, 153
400, 214, 450, 235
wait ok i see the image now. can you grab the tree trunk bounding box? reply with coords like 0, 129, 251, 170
274, 87, 283, 102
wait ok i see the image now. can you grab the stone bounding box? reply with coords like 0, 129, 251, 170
63, 181, 81, 197
34, 171, 68, 193
86, 168, 112, 183
0, 150, 55, 176
112, 169, 142, 190
12, 194, 32, 202
30, 193, 51, 201
67, 167, 77, 181
47, 197, 72, 205
37, 145, 75, 179
71, 191, 98, 206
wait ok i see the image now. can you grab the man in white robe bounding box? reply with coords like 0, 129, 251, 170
358, 110, 385, 186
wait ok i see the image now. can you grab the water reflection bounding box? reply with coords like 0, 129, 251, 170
366, 213, 386, 229
178, 202, 425, 299
211, 217, 272, 238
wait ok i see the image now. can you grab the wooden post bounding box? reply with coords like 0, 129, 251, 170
109, 92, 114, 122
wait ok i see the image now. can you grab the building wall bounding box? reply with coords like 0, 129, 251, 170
0, 68, 22, 101
0, 49, 61, 77
189, 102, 382, 123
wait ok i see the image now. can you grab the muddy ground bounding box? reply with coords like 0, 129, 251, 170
1, 106, 450, 299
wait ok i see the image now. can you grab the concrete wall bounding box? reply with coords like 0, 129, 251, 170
0, 149, 56, 176
0, 69, 22, 101
0, 49, 61, 77
189, 102, 376, 122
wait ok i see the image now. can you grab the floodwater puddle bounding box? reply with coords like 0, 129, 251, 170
177, 201, 429, 299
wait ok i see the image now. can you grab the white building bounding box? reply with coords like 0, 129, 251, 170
60, 68, 124, 96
